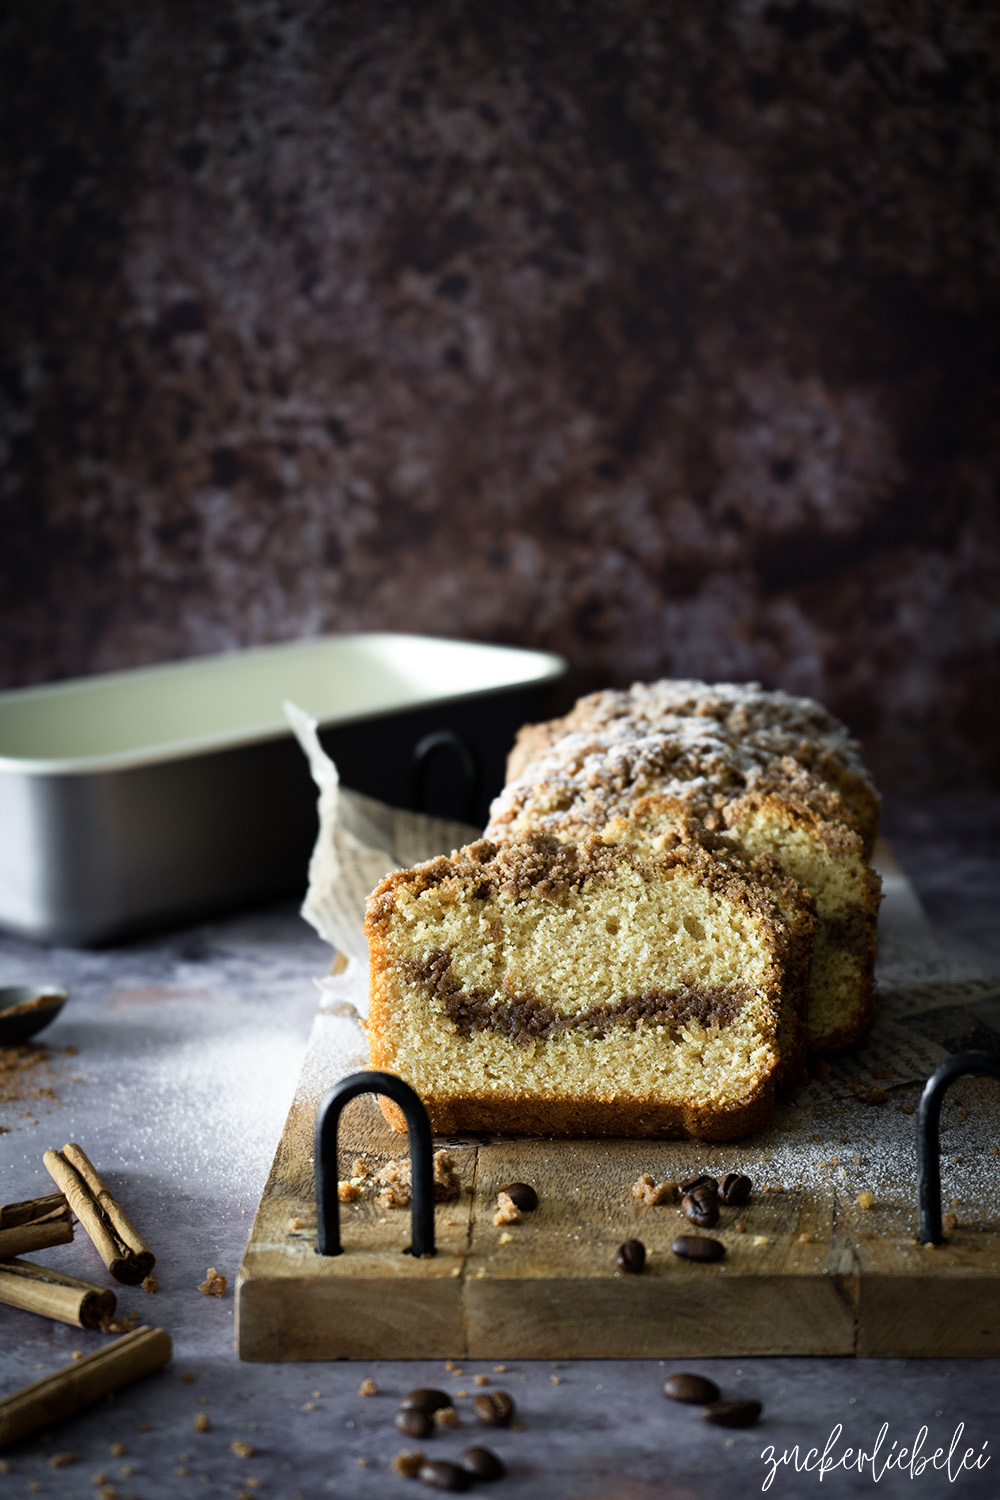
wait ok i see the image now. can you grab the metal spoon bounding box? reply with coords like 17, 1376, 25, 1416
0, 986, 69, 1046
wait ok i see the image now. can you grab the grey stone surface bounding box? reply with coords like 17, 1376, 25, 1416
1, 795, 999, 1499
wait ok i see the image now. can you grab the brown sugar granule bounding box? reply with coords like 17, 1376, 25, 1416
47, 1453, 78, 1468
142, 1276, 158, 1294
71, 1350, 83, 1360
733, 1220, 746, 1234
797, 1232, 814, 1244
358, 1378, 378, 1397
337, 1181, 361, 1203
943, 1212, 959, 1232
632, 1172, 679, 1206
433, 1406, 459, 1428
856, 1191, 875, 1210
356, 1456, 369, 1467
230, 1440, 256, 1459
494, 1192, 522, 1226
109, 1443, 127, 1457
101, 1313, 139, 1334
391, 1450, 425, 1478
374, 1150, 462, 1209
473, 1375, 489, 1386
192, 1414, 211, 1433
182, 1371, 196, 1384
855, 1087, 888, 1105
0, 1460, 10, 1474
198, 1268, 227, 1298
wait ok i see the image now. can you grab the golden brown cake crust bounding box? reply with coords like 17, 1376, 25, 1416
373, 1088, 777, 1143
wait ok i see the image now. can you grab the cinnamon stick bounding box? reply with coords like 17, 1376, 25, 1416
0, 1257, 116, 1329
43, 1143, 155, 1286
0, 1192, 73, 1259
0, 1325, 171, 1449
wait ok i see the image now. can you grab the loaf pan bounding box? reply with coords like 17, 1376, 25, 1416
0, 633, 566, 946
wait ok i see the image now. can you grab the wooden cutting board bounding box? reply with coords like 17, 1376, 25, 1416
236, 844, 1000, 1361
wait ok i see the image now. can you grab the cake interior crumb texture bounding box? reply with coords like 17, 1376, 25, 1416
366, 836, 789, 1140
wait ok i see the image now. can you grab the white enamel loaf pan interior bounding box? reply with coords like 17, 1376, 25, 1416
0, 633, 565, 946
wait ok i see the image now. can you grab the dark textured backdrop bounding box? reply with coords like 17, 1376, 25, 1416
2, 0, 999, 791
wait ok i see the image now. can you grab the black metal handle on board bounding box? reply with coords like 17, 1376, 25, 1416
917, 1049, 1000, 1245
314, 1070, 436, 1258
410, 730, 480, 824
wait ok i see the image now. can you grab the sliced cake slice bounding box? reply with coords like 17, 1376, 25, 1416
365, 828, 801, 1142
486, 727, 880, 1056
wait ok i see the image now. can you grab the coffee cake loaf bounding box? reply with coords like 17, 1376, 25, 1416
485, 724, 881, 1056
365, 826, 810, 1141
507, 679, 880, 854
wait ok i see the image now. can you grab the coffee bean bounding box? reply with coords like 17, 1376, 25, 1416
499, 1181, 538, 1212
418, 1458, 473, 1491
702, 1399, 762, 1428
400, 1388, 453, 1413
663, 1372, 721, 1405
719, 1173, 752, 1207
679, 1172, 718, 1194
681, 1185, 720, 1228
396, 1408, 434, 1438
461, 1446, 506, 1480
616, 1238, 646, 1274
671, 1235, 725, 1262
473, 1390, 515, 1427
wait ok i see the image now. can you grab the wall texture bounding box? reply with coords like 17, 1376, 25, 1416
2, 0, 999, 790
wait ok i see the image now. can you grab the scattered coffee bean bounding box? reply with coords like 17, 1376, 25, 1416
671, 1235, 725, 1262
663, 1372, 721, 1405
418, 1458, 473, 1491
616, 1238, 646, 1274
719, 1173, 752, 1207
396, 1408, 434, 1438
702, 1399, 762, 1428
400, 1389, 454, 1413
681, 1185, 720, 1229
499, 1182, 538, 1212
679, 1172, 718, 1194
461, 1446, 506, 1480
473, 1391, 515, 1427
